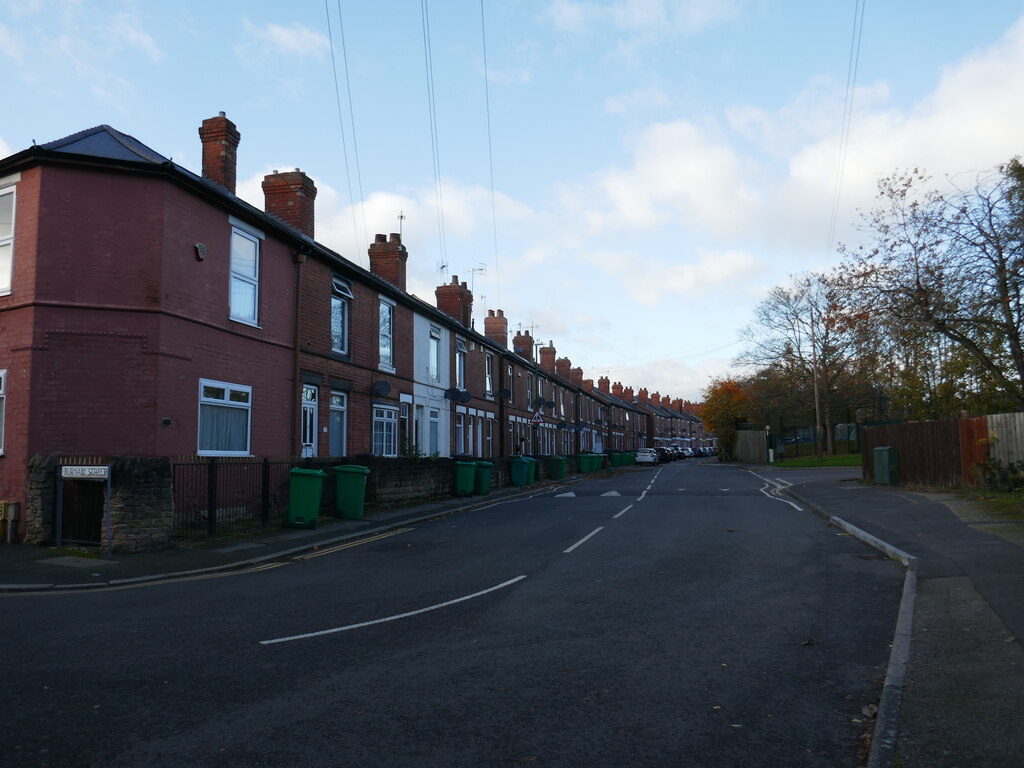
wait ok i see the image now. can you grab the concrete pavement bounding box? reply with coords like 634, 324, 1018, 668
773, 467, 1024, 768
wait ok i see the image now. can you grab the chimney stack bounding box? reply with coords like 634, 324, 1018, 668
569, 367, 584, 386
539, 342, 556, 373
583, 378, 594, 392
651, 392, 662, 407
612, 381, 624, 399
484, 309, 508, 348
624, 387, 635, 401
262, 169, 317, 237
598, 376, 610, 394
513, 330, 535, 361
199, 112, 240, 194
555, 357, 572, 378
369, 233, 409, 291
638, 388, 649, 404
436, 275, 473, 327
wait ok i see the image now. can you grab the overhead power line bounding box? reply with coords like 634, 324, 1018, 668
421, 0, 449, 280
480, 0, 502, 311
324, 0, 367, 264
825, 0, 867, 269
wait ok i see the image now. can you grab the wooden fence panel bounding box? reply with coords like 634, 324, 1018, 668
959, 416, 989, 485
986, 412, 1024, 466
861, 420, 962, 488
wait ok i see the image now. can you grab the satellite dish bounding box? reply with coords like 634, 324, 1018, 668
556, 421, 566, 430
533, 396, 545, 408
544, 400, 556, 409
372, 380, 392, 396
457, 390, 473, 403
497, 389, 512, 400
443, 388, 460, 400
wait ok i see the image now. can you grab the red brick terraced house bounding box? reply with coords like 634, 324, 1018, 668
0, 114, 704, 545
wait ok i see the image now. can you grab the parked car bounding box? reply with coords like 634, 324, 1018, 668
636, 448, 659, 465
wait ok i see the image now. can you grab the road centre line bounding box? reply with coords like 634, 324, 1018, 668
564, 527, 604, 554
260, 575, 528, 645
613, 505, 633, 519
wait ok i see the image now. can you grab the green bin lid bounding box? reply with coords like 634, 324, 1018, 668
457, 461, 477, 467
334, 465, 371, 474
475, 461, 494, 467
290, 467, 326, 476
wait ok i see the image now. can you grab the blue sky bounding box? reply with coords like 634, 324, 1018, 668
4, 1, 1024, 401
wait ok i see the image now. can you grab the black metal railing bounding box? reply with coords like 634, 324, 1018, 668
171, 456, 343, 539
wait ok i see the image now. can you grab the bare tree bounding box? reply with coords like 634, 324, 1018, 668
737, 271, 863, 454
841, 161, 1024, 410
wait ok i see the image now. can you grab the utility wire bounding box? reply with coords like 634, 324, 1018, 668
480, 0, 502, 310
825, 0, 867, 269
421, 0, 449, 280
324, 0, 364, 265
336, 0, 369, 252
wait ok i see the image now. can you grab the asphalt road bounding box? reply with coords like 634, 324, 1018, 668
3, 460, 903, 767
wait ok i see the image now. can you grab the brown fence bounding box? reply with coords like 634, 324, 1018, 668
861, 414, 1018, 488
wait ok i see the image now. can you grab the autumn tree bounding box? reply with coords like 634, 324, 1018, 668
841, 160, 1024, 412
736, 271, 868, 454
702, 378, 751, 461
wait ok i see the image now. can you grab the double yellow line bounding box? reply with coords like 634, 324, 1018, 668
11, 527, 416, 596
293, 527, 414, 560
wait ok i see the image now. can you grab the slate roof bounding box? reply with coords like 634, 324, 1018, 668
40, 125, 171, 165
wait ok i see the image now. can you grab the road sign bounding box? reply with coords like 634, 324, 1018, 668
531, 410, 544, 425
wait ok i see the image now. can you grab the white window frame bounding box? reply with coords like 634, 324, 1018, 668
329, 391, 348, 457
229, 223, 262, 326
0, 183, 15, 296
372, 405, 399, 457
0, 369, 6, 454
332, 276, 354, 355
507, 365, 514, 404
456, 338, 468, 389
379, 297, 395, 371
455, 413, 465, 454
429, 408, 440, 455
198, 378, 252, 456
485, 354, 494, 397
429, 328, 441, 381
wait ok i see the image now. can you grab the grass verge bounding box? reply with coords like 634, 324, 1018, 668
771, 453, 862, 469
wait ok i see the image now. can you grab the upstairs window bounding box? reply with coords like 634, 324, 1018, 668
485, 354, 494, 396
429, 328, 441, 381
332, 277, 354, 354
456, 338, 468, 389
379, 298, 394, 369
230, 227, 260, 324
0, 187, 14, 295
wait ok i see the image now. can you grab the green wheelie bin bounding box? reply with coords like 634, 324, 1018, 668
287, 467, 325, 529
474, 461, 494, 495
456, 461, 477, 496
333, 465, 371, 520
510, 456, 535, 486
548, 455, 567, 480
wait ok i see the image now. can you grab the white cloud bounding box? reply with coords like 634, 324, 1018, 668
547, 0, 742, 35
604, 85, 670, 114
235, 19, 328, 63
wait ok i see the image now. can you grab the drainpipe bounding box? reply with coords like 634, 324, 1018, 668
291, 246, 308, 457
